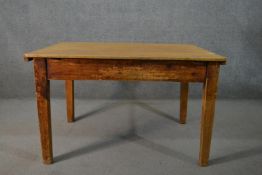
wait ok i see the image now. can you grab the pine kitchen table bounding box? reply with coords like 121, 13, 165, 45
24, 42, 226, 166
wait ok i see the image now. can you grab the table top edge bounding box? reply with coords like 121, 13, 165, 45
24, 42, 227, 63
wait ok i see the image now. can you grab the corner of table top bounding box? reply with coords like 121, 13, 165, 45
24, 53, 33, 62
190, 44, 227, 65
23, 42, 64, 62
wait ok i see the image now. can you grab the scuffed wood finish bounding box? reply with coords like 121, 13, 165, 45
26, 42, 226, 166
65, 80, 74, 122
33, 59, 53, 164
24, 42, 226, 63
199, 63, 220, 166
47, 59, 207, 82
180, 83, 189, 124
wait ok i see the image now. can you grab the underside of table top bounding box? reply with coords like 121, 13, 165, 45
24, 42, 226, 63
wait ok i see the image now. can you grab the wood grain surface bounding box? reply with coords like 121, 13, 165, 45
24, 42, 226, 63
34, 59, 53, 164
47, 59, 207, 82
199, 63, 220, 166
27, 42, 225, 166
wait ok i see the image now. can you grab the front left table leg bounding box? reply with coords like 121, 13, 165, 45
34, 59, 53, 164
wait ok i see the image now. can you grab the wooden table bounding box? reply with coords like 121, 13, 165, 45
24, 42, 226, 166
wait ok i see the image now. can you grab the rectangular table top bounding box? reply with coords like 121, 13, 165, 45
24, 42, 226, 63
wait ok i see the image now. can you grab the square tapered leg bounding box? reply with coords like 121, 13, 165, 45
34, 59, 53, 164
199, 63, 220, 166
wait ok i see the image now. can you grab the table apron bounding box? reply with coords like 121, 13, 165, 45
47, 59, 207, 82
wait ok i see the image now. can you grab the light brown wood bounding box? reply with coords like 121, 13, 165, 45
180, 83, 189, 124
47, 59, 207, 82
65, 80, 74, 122
26, 42, 226, 166
199, 63, 220, 166
34, 59, 53, 164
24, 42, 226, 63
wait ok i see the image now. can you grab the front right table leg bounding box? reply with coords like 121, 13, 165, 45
199, 63, 220, 166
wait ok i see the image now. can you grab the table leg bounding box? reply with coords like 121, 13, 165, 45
180, 83, 189, 124
65, 80, 74, 122
199, 63, 220, 166
34, 59, 53, 164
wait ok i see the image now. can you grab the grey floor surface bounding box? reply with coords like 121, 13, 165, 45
0, 98, 262, 175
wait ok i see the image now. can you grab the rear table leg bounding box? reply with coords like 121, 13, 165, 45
66, 80, 75, 122
180, 82, 189, 124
